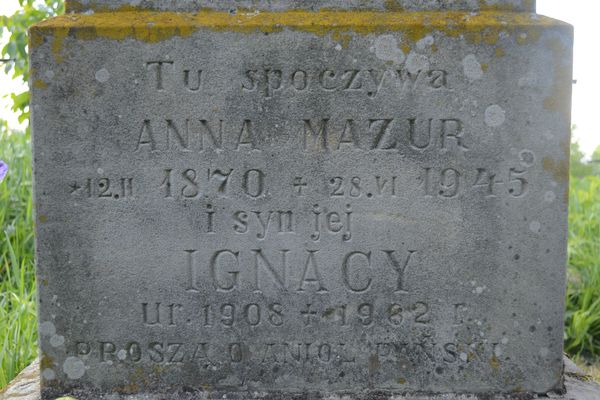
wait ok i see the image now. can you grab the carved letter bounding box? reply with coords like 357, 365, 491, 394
297, 250, 327, 292
265, 69, 282, 98
185, 250, 199, 292
166, 119, 190, 150
100, 342, 116, 362
337, 119, 360, 149
142, 302, 161, 326
408, 118, 433, 150
342, 69, 362, 90
253, 211, 274, 239
242, 70, 258, 91
210, 250, 240, 292
319, 70, 337, 91
146, 61, 173, 91
370, 119, 395, 149
136, 120, 155, 151
291, 70, 308, 91
368, 69, 387, 98
236, 120, 256, 149
199, 120, 223, 150
428, 70, 448, 89
440, 119, 468, 151
342, 251, 372, 293
184, 69, 202, 91
303, 119, 329, 151
252, 249, 289, 292
277, 210, 294, 233
383, 250, 416, 293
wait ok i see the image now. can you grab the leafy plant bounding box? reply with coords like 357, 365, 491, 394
0, 2, 61, 385
565, 175, 600, 357
0, 130, 36, 388
1, 0, 64, 125
570, 140, 594, 178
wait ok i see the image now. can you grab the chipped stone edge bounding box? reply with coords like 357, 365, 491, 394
0, 358, 40, 400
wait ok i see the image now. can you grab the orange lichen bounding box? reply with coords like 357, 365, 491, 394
66, 0, 139, 13
29, 10, 572, 65
543, 37, 573, 120
49, 26, 69, 63
116, 382, 141, 394
331, 31, 352, 48
384, 0, 405, 12
40, 354, 54, 369
542, 157, 569, 184
477, 0, 535, 12
33, 79, 48, 89
489, 355, 500, 371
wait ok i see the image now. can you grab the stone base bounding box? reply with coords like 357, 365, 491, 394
2, 357, 600, 400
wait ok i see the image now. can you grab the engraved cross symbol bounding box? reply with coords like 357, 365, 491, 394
69, 181, 81, 194
293, 177, 307, 196
300, 303, 318, 326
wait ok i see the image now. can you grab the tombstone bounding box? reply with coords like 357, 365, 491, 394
29, 0, 574, 398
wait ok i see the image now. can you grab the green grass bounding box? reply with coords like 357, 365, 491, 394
0, 130, 600, 386
0, 129, 37, 388
565, 174, 600, 358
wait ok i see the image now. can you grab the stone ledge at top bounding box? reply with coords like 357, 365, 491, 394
66, 0, 536, 13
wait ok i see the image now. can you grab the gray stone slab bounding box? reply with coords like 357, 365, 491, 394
30, 8, 572, 400
4, 358, 600, 399
65, 0, 536, 12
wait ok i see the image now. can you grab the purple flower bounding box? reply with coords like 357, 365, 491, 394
0, 161, 7, 183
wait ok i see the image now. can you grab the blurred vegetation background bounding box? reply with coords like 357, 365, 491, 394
1, 0, 600, 389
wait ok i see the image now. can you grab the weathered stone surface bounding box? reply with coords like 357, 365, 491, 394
30, 6, 572, 400
5, 357, 600, 399
0, 359, 40, 400
65, 0, 536, 12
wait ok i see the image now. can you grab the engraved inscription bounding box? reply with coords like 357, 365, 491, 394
72, 338, 505, 370
302, 118, 468, 152
328, 176, 397, 198
421, 167, 530, 198
132, 117, 469, 154
69, 177, 134, 199
42, 45, 555, 392
184, 248, 419, 295
144, 61, 451, 97
137, 301, 434, 329
240, 68, 449, 98
159, 168, 266, 199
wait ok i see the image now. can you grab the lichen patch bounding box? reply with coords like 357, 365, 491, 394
484, 104, 506, 127
63, 357, 86, 380
373, 34, 405, 64
462, 54, 483, 80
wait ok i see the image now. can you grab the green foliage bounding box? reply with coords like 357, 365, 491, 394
0, 0, 64, 124
564, 174, 600, 357
570, 140, 594, 178
593, 146, 600, 163
0, 130, 37, 388
591, 145, 600, 177
563, 132, 600, 359
0, 3, 61, 383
